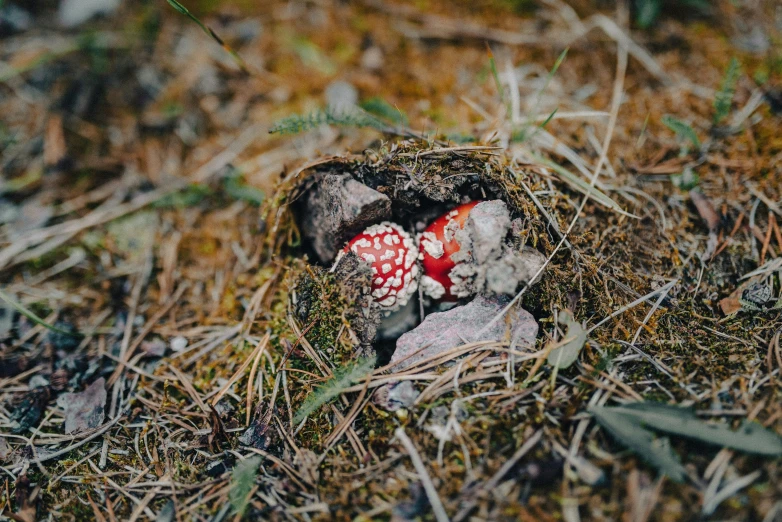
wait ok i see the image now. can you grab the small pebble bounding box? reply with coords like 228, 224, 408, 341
170, 336, 188, 352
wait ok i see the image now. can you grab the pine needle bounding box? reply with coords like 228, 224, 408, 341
486, 43, 504, 104
166, 0, 249, 73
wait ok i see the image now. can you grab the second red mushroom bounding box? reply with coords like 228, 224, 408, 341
419, 201, 481, 301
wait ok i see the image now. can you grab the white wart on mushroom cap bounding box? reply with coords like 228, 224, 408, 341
340, 222, 420, 311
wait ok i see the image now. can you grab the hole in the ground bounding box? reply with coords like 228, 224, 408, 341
285, 147, 548, 364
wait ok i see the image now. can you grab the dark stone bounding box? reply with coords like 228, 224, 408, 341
302, 173, 391, 262
46, 321, 81, 352
393, 482, 429, 520
0, 3, 32, 36
10, 386, 52, 434
204, 456, 234, 477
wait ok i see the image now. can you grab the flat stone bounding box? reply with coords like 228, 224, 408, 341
302, 173, 392, 262
390, 294, 538, 371
57, 378, 107, 434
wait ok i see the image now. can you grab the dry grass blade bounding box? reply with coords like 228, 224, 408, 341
394, 427, 450, 522
28, 413, 125, 464
211, 332, 271, 407
0, 288, 81, 337
477, 20, 629, 338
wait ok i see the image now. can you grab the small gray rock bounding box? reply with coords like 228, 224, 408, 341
0, 437, 11, 461
360, 47, 384, 71
457, 200, 511, 264
302, 173, 392, 262
390, 294, 537, 371
377, 297, 419, 341
170, 336, 188, 352
0, 3, 33, 34
372, 381, 419, 411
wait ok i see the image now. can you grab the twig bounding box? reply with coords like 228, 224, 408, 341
245, 336, 266, 426
588, 279, 677, 334
28, 413, 125, 464
394, 427, 450, 522
211, 332, 270, 406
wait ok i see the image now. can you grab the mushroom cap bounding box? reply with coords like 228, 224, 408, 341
419, 201, 481, 301
342, 222, 420, 311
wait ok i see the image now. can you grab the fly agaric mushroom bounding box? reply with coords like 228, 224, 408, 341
419, 200, 481, 300
340, 222, 420, 311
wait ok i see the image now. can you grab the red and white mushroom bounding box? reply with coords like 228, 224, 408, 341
341, 222, 420, 311
419, 201, 480, 301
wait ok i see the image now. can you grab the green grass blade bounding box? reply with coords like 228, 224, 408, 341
486, 44, 504, 104
269, 107, 386, 135
515, 48, 568, 142
229, 455, 261, 517
165, 0, 248, 73
611, 402, 782, 456
0, 288, 83, 337
538, 107, 558, 131
360, 97, 409, 126
546, 310, 587, 369
661, 115, 700, 153
590, 406, 687, 482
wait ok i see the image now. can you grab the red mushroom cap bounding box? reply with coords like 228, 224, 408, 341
341, 222, 420, 311
419, 201, 481, 301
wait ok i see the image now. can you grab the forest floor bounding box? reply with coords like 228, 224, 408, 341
1, 0, 782, 521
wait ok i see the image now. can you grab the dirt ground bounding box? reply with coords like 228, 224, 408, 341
1, 0, 781, 521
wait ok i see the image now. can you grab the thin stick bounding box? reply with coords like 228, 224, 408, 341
760, 212, 774, 265
394, 427, 450, 522
29, 413, 125, 464
0, 123, 264, 271
168, 365, 209, 414
245, 336, 266, 426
